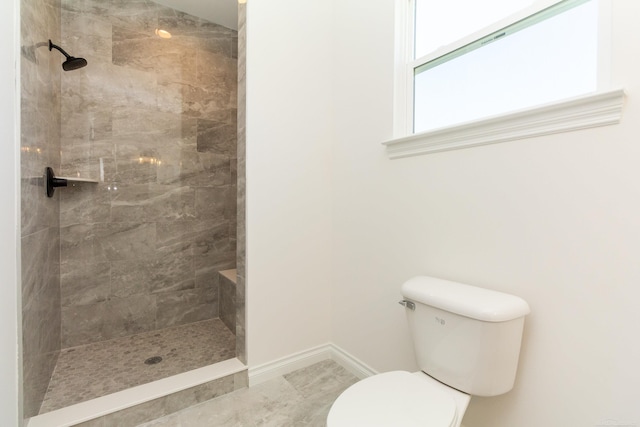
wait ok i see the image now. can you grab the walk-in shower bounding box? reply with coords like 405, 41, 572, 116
20, 0, 246, 422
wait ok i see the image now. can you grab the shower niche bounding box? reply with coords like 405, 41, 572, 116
20, 0, 246, 422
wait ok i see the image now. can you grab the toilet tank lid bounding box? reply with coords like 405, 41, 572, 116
401, 276, 530, 322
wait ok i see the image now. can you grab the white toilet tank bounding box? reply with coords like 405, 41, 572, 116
401, 276, 530, 397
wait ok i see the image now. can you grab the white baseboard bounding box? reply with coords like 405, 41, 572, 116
248, 343, 378, 387
328, 343, 378, 379
248, 345, 333, 386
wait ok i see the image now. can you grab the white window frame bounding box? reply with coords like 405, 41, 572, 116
384, 0, 624, 159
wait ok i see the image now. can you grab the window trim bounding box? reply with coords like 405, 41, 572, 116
384, 88, 625, 159
387, 0, 620, 158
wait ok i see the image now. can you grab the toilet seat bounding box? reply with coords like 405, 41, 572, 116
327, 371, 458, 427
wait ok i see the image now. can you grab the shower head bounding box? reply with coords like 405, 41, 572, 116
48, 40, 87, 71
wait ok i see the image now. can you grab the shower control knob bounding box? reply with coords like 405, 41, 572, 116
45, 167, 68, 198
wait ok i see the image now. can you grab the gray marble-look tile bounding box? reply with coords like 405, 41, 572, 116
59, 114, 113, 152
197, 48, 237, 83
163, 375, 235, 414
226, 184, 237, 221
195, 252, 235, 290
199, 35, 233, 58
230, 157, 238, 182
196, 119, 236, 155
193, 219, 231, 257
22, 294, 61, 419
110, 258, 153, 298
235, 281, 246, 364
108, 184, 147, 221
157, 9, 200, 37
61, 8, 113, 65
236, 3, 247, 366
155, 288, 217, 329
62, 62, 158, 114
229, 220, 237, 253
157, 151, 231, 187
20, 2, 61, 409
43, 319, 236, 414
194, 186, 229, 220
148, 253, 195, 294
59, 94, 114, 137
60, 182, 112, 227
61, 302, 109, 347
144, 186, 196, 221
108, 4, 161, 34
160, 77, 232, 120
284, 359, 358, 399
104, 295, 157, 339
231, 35, 238, 59
219, 271, 236, 334
184, 83, 234, 119
93, 222, 156, 262
112, 146, 159, 185
21, 228, 57, 307
112, 26, 196, 77
234, 371, 248, 391
155, 221, 196, 256
60, 261, 111, 307
54, 0, 241, 365
104, 395, 167, 427
60, 223, 97, 264
111, 107, 190, 141
111, 184, 196, 222
133, 359, 357, 427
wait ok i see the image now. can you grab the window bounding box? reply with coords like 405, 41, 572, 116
386, 0, 623, 158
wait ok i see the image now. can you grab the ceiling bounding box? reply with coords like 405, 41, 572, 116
153, 0, 239, 30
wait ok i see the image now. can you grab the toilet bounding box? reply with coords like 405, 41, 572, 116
327, 276, 530, 427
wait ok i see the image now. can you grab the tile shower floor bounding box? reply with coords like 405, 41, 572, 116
40, 319, 236, 414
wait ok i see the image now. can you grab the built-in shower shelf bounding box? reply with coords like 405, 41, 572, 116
45, 167, 98, 197
58, 176, 99, 184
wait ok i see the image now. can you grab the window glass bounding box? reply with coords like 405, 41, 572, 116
414, 0, 533, 59
413, 0, 598, 133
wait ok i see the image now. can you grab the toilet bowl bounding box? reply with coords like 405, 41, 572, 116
327, 371, 470, 427
327, 276, 530, 426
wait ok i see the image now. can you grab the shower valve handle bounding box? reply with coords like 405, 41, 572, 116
45, 167, 67, 198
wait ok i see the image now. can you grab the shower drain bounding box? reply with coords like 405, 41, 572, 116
144, 356, 163, 365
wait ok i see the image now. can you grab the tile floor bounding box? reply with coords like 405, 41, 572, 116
137, 360, 359, 427
41, 319, 236, 414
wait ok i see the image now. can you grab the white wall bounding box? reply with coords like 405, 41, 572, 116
330, 1, 640, 426
0, 0, 22, 425
245, 0, 334, 367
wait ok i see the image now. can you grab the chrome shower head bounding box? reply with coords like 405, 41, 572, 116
48, 40, 87, 71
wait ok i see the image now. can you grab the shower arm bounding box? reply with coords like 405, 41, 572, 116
48, 40, 72, 59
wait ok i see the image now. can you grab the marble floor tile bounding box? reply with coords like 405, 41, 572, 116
40, 319, 235, 414
137, 360, 359, 427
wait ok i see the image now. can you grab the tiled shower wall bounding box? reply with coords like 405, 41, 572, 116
58, 0, 238, 348
236, 3, 247, 364
20, 0, 62, 418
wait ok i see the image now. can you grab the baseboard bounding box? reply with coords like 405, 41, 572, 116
248, 343, 378, 387
328, 343, 378, 379
248, 345, 333, 386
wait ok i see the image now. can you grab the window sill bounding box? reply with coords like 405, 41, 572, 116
383, 88, 625, 159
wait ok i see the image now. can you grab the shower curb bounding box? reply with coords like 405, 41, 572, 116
26, 358, 247, 427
